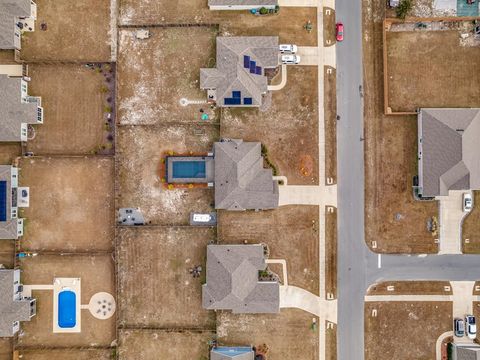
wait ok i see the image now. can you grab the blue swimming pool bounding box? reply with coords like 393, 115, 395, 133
58, 290, 76, 328
172, 161, 206, 178
211, 346, 253, 356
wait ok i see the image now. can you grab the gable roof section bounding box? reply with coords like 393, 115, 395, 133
455, 344, 480, 360
0, 0, 31, 49
419, 108, 480, 197
200, 36, 279, 107
214, 139, 279, 210
202, 244, 280, 314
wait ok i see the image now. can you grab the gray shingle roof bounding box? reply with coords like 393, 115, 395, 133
200, 37, 279, 107
214, 139, 279, 210
211, 347, 255, 360
0, 74, 39, 142
454, 344, 480, 360
0, 165, 19, 240
0, 269, 34, 337
209, 0, 277, 6
418, 108, 480, 197
0, 0, 31, 49
202, 244, 280, 313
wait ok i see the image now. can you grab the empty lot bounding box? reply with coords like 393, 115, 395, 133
21, 0, 111, 61
19, 157, 114, 252
117, 226, 215, 329
116, 125, 217, 225
218, 205, 319, 295
221, 66, 319, 186
27, 64, 111, 155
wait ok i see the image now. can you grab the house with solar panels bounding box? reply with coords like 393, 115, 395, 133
0, 165, 29, 239
200, 37, 279, 107
0, 0, 37, 50
207, 0, 277, 10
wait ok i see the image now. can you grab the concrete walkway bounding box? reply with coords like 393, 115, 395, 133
267, 64, 288, 91
297, 46, 319, 65
437, 190, 470, 254
436, 331, 453, 360
266, 258, 288, 286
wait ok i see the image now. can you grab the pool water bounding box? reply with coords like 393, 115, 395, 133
58, 290, 76, 328
172, 161, 206, 178
212, 347, 253, 356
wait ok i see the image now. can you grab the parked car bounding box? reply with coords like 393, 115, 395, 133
454, 318, 465, 337
467, 0, 475, 5
336, 22, 344, 42
466, 315, 476, 340
281, 54, 301, 65
279, 44, 298, 53
463, 193, 473, 212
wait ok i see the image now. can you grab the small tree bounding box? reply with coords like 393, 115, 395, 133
259, 7, 268, 15
396, 0, 412, 20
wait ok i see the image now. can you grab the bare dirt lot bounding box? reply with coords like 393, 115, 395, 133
363, 1, 439, 253
19, 157, 114, 252
367, 281, 453, 295
118, 329, 214, 360
221, 66, 319, 186
20, 0, 111, 61
118, 1, 317, 46
217, 309, 318, 360
325, 206, 337, 299
26, 64, 113, 155
117, 27, 218, 125
117, 226, 215, 329
365, 302, 452, 360
116, 125, 218, 225
386, 29, 480, 113
17, 349, 112, 360
462, 191, 480, 253
218, 206, 319, 295
324, 66, 336, 185
17, 254, 115, 348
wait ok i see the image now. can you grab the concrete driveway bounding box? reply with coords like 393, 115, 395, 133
297, 46, 319, 65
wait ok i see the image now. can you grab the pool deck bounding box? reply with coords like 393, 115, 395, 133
166, 156, 214, 184
53, 277, 81, 333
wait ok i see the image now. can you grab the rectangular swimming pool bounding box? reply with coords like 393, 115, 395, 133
172, 161, 206, 179
58, 290, 76, 328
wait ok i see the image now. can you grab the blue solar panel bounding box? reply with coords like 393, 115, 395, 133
0, 181, 7, 222
255, 66, 262, 75
243, 56, 250, 68
224, 98, 241, 105
232, 91, 241, 98
243, 97, 253, 105
249, 60, 256, 73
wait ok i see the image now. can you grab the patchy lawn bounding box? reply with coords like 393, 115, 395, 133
367, 281, 453, 295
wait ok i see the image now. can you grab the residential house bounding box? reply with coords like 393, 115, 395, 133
0, 72, 43, 142
452, 343, 480, 360
0, 165, 28, 239
0, 269, 36, 337
210, 346, 255, 360
202, 244, 280, 313
0, 0, 37, 50
200, 37, 279, 107
417, 108, 480, 197
208, 0, 277, 10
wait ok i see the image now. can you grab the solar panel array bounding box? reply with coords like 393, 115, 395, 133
243, 55, 262, 75
0, 181, 7, 222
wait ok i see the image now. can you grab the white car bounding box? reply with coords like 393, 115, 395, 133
281, 54, 301, 65
466, 315, 476, 340
192, 214, 212, 223
463, 193, 473, 212
279, 44, 298, 53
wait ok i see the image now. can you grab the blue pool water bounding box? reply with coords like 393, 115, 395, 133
58, 290, 76, 328
211, 347, 253, 356
172, 161, 206, 178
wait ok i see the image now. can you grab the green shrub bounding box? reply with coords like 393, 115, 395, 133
259, 7, 268, 15
396, 0, 412, 20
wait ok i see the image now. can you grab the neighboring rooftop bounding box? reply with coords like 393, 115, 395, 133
214, 139, 279, 210
200, 36, 279, 107
0, 269, 35, 337
453, 343, 480, 360
208, 0, 278, 8
418, 108, 480, 197
0, 0, 31, 49
0, 74, 41, 142
202, 244, 279, 313
0, 165, 20, 239
211, 346, 255, 360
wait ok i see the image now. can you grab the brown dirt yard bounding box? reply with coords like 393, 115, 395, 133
217, 309, 319, 360
26, 65, 110, 155
118, 1, 317, 46
462, 191, 480, 253
218, 205, 319, 295
386, 30, 480, 113
0, 339, 12, 360
0, 240, 14, 268
17, 254, 115, 348
326, 323, 336, 360
20, 0, 111, 61
116, 125, 218, 225
324, 66, 336, 184
117, 27, 218, 125
323, 8, 336, 47
19, 157, 114, 252
117, 226, 215, 329
0, 143, 21, 164
17, 349, 112, 360
363, 0, 439, 253
118, 329, 214, 360
367, 281, 453, 296
221, 66, 319, 186
365, 302, 452, 360
325, 206, 337, 299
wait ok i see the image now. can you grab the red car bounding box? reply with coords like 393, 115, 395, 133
336, 23, 344, 42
